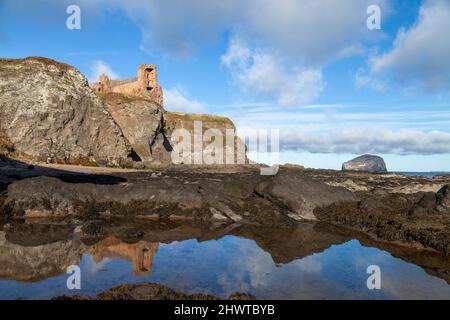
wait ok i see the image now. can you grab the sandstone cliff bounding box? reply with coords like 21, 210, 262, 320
0, 57, 132, 166
98, 93, 246, 165
164, 112, 247, 165
98, 92, 171, 163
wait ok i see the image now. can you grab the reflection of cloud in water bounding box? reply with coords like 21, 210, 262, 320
325, 240, 450, 300
216, 237, 324, 297
1, 233, 449, 299
152, 237, 450, 299
217, 238, 274, 294
84, 255, 111, 274
350, 243, 450, 300
381, 272, 450, 300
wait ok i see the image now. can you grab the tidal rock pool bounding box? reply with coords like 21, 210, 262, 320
0, 222, 449, 300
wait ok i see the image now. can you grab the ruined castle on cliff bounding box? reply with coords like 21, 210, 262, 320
90, 64, 163, 106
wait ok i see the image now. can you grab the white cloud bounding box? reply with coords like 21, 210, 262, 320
238, 0, 387, 66
280, 128, 450, 155
51, 0, 388, 63
88, 60, 120, 83
221, 39, 324, 106
164, 86, 206, 113
39, 0, 389, 104
28, 0, 448, 97
353, 69, 385, 92
103, 0, 241, 59
370, 0, 450, 92
227, 105, 450, 156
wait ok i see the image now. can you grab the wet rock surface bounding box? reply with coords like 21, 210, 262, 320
255, 170, 357, 220
54, 282, 255, 300
1, 158, 449, 256
315, 185, 450, 255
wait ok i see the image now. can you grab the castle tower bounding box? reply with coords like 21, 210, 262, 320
99, 73, 110, 85
137, 64, 163, 106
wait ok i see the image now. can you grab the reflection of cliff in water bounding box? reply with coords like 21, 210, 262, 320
229, 223, 350, 264
88, 237, 159, 276
0, 232, 160, 281
0, 221, 449, 284
0, 222, 349, 283
0, 231, 86, 282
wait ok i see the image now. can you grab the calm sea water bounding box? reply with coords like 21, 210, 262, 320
0, 228, 449, 300
394, 172, 450, 178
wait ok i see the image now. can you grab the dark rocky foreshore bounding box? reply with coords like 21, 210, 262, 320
1, 156, 449, 256
54, 282, 255, 300
316, 188, 450, 255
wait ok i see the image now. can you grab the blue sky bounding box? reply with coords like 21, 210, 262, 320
1, 0, 449, 171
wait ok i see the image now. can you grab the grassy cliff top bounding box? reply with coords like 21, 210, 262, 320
96, 92, 158, 104
0, 56, 74, 72
165, 112, 235, 127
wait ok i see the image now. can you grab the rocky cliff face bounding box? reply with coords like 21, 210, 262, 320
342, 154, 387, 173
98, 92, 247, 165
164, 112, 247, 165
98, 92, 172, 164
0, 126, 13, 155
0, 57, 132, 166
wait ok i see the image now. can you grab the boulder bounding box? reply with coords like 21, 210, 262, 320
342, 154, 387, 173
255, 169, 357, 220
436, 185, 450, 213
0, 57, 132, 166
4, 175, 204, 218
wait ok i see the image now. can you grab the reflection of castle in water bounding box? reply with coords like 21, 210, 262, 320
88, 237, 159, 276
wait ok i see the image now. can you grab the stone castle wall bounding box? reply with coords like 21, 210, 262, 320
90, 64, 163, 106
